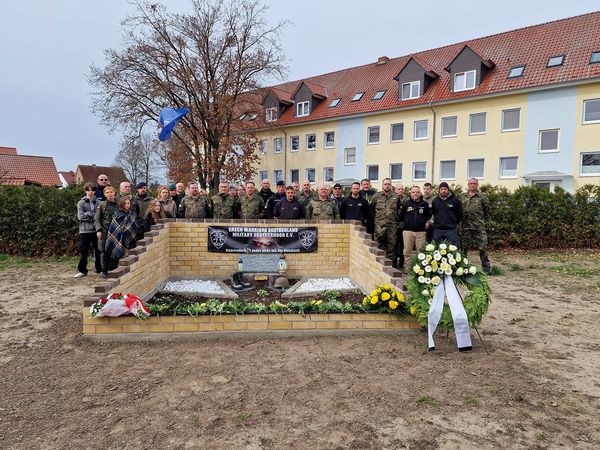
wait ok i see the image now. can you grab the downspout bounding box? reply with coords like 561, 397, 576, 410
429, 102, 437, 183
281, 128, 287, 183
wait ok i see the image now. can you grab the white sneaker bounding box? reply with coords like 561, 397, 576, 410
74, 272, 86, 278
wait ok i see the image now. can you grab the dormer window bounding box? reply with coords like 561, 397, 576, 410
265, 107, 277, 122
401, 81, 420, 100
329, 98, 341, 108
508, 65, 525, 78
351, 92, 364, 101
547, 55, 565, 67
372, 90, 386, 100
296, 101, 309, 117
590, 51, 600, 64
454, 70, 476, 92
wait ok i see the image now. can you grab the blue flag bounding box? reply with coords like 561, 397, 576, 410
158, 107, 190, 141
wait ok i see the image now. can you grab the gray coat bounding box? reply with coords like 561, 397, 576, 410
77, 195, 100, 234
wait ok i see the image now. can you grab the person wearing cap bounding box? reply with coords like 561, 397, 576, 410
265, 180, 287, 219
331, 183, 344, 210
431, 182, 463, 247
132, 181, 154, 240
211, 182, 239, 219
306, 184, 340, 220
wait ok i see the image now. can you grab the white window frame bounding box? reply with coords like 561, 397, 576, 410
583, 98, 600, 124
440, 160, 456, 181
499, 156, 518, 179
329, 98, 341, 108
351, 92, 364, 101
412, 161, 427, 182
323, 167, 334, 183
389, 163, 402, 181
547, 55, 565, 67
306, 133, 316, 151
324, 131, 335, 149
591, 51, 600, 64
372, 90, 386, 100
414, 120, 428, 140
454, 70, 476, 92
508, 65, 525, 78
259, 139, 268, 154
441, 116, 457, 138
538, 129, 560, 153
580, 152, 600, 176
469, 112, 487, 135
273, 137, 283, 154
367, 126, 380, 144
366, 165, 379, 182
401, 81, 420, 100
265, 107, 277, 122
305, 168, 316, 183
296, 101, 309, 117
390, 123, 404, 142
467, 158, 485, 180
344, 147, 356, 166
501, 108, 521, 132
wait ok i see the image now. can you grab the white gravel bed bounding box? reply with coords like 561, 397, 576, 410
163, 279, 225, 294
294, 277, 356, 293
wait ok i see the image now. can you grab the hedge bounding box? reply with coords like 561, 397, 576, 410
0, 184, 599, 257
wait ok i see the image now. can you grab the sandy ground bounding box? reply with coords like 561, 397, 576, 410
0, 250, 599, 449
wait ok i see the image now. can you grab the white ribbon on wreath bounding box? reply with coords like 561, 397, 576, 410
428, 275, 472, 351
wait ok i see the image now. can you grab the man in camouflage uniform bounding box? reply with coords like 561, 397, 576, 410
178, 183, 210, 218
423, 182, 435, 241
305, 184, 340, 219
370, 178, 401, 267
211, 182, 238, 219
395, 183, 406, 270
297, 179, 317, 208
237, 181, 265, 219
460, 178, 492, 275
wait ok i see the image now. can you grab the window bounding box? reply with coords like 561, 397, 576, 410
547, 55, 565, 67
391, 123, 404, 142
539, 129, 559, 152
591, 51, 600, 64
306, 134, 316, 150
372, 90, 386, 100
502, 108, 521, 131
508, 65, 525, 78
265, 107, 277, 122
259, 170, 268, 181
323, 167, 334, 182
273, 137, 282, 153
367, 126, 380, 144
259, 139, 268, 154
290, 169, 299, 183
344, 147, 356, 165
367, 165, 379, 181
296, 101, 309, 117
468, 158, 485, 179
441, 116, 457, 137
440, 160, 456, 180
401, 81, 420, 100
412, 162, 427, 181
469, 112, 487, 135
414, 120, 428, 140
329, 98, 341, 107
499, 157, 518, 178
306, 168, 316, 183
324, 131, 335, 148
290, 136, 300, 152
351, 92, 364, 101
454, 70, 476, 92
583, 99, 600, 123
390, 163, 402, 180
273, 170, 283, 183
581, 152, 600, 175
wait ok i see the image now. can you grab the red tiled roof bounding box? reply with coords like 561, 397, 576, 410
59, 171, 76, 184
255, 11, 600, 129
0, 154, 61, 187
270, 87, 294, 104
0, 147, 17, 155
75, 165, 128, 186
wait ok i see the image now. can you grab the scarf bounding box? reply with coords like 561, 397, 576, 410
105, 210, 139, 260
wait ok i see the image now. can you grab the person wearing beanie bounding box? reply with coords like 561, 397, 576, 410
431, 182, 463, 247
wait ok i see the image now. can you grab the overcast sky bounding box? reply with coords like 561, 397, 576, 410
1, 0, 598, 172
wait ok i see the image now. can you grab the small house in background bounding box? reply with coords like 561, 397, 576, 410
0, 147, 62, 187
58, 171, 76, 188
75, 164, 127, 187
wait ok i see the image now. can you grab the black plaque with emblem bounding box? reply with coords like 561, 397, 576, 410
207, 226, 318, 253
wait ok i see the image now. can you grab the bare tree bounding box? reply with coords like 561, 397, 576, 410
89, 0, 287, 190
114, 133, 161, 186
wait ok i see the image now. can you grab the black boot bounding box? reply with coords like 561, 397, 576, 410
231, 272, 243, 290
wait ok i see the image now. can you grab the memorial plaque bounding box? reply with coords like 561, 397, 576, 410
240, 254, 281, 273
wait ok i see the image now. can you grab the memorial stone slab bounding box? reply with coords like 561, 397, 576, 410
240, 254, 281, 273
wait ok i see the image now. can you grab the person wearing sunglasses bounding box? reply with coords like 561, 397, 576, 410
94, 174, 109, 201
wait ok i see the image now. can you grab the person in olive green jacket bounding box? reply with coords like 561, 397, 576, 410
297, 179, 317, 208
370, 178, 401, 267
460, 178, 492, 275
305, 184, 340, 220
237, 181, 265, 219
94, 186, 119, 278
211, 182, 239, 219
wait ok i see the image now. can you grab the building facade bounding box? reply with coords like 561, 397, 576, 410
246, 12, 600, 191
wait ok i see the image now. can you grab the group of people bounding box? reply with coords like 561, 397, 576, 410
75, 173, 492, 278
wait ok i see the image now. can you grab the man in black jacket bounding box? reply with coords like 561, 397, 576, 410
399, 185, 432, 271
259, 179, 274, 204
274, 186, 305, 219
340, 182, 370, 225
431, 182, 463, 247
265, 180, 286, 219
